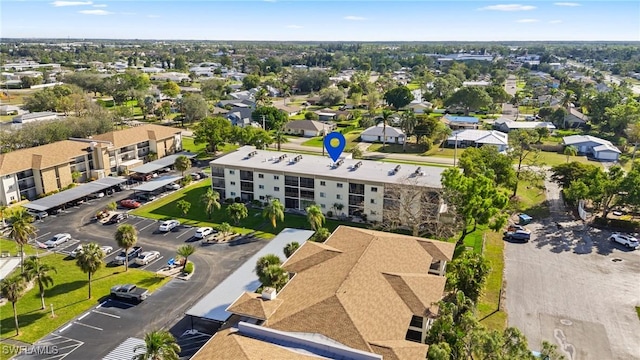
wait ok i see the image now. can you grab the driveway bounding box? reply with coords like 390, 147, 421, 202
504, 172, 640, 359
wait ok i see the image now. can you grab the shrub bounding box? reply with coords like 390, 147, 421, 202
183, 261, 194, 274
592, 216, 640, 232
326, 210, 333, 218
224, 198, 234, 204
234, 196, 242, 203
251, 199, 263, 207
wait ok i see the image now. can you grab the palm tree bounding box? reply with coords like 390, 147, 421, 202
563, 145, 578, 163
283, 242, 300, 258
255, 254, 282, 282
273, 129, 288, 151
226, 203, 248, 225
23, 256, 57, 310
305, 205, 325, 231
176, 244, 196, 271
200, 188, 221, 219
255, 87, 270, 107
261, 264, 289, 291
75, 243, 104, 299
0, 204, 7, 228
218, 222, 232, 239
311, 227, 331, 242
8, 208, 36, 273
0, 276, 26, 335
380, 109, 394, 149
147, 152, 158, 161
333, 203, 345, 217
133, 330, 181, 360
174, 155, 190, 177
400, 109, 417, 151
114, 224, 137, 272
106, 201, 117, 211
262, 199, 285, 229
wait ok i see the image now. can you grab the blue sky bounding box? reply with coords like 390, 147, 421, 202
2, 1, 639, 41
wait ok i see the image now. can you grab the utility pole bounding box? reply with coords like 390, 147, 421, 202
453, 133, 459, 167
261, 115, 266, 130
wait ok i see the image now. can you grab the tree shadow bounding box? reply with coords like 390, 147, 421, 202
45, 280, 85, 298
137, 276, 166, 288
0, 311, 46, 338
94, 270, 123, 281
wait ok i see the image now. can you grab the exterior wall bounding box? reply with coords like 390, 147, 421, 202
56, 163, 73, 189
152, 136, 180, 158
594, 150, 619, 161
0, 173, 20, 205
224, 168, 242, 199
313, 178, 349, 215
303, 130, 320, 138
363, 184, 384, 222
39, 168, 59, 194
252, 171, 285, 204
361, 134, 405, 144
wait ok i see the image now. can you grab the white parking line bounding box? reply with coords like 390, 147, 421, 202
34, 232, 52, 240
77, 312, 90, 321
140, 256, 163, 270
176, 231, 191, 239
96, 301, 107, 309
58, 324, 72, 333
139, 221, 156, 232
103, 248, 122, 259
73, 322, 102, 331
133, 218, 147, 226
92, 310, 120, 318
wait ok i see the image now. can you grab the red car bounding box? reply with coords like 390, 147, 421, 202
120, 199, 141, 209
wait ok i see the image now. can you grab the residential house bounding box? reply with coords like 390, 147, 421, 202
442, 115, 480, 130
192, 226, 455, 360
12, 111, 58, 124
536, 94, 561, 107
563, 107, 589, 129
493, 119, 556, 133
0, 105, 21, 116
226, 107, 254, 127
150, 72, 190, 82
216, 99, 256, 109
562, 135, 621, 161
404, 101, 433, 114
462, 80, 491, 87
284, 120, 335, 137
272, 103, 301, 117
360, 123, 406, 145
229, 90, 256, 101
314, 108, 338, 121
446, 129, 509, 152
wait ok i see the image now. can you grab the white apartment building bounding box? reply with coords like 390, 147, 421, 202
210, 146, 444, 223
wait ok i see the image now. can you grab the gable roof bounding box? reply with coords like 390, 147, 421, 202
0, 140, 91, 174
91, 124, 182, 148
225, 292, 284, 321
361, 123, 405, 138
494, 119, 556, 130
563, 135, 611, 146
443, 115, 479, 124
214, 226, 454, 359
285, 120, 330, 132
448, 129, 508, 146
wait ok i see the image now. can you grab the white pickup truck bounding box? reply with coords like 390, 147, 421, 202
110, 284, 149, 302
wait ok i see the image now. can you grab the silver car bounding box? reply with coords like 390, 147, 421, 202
44, 233, 71, 248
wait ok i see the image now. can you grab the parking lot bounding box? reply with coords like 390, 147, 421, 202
16, 183, 269, 359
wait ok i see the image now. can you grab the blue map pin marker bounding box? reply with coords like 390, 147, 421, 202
324, 132, 346, 162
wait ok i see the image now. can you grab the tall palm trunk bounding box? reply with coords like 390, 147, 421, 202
88, 272, 92, 299
12, 302, 19, 335
19, 244, 24, 274
383, 121, 387, 148
39, 282, 46, 310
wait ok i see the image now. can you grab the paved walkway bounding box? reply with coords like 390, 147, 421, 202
0, 258, 20, 281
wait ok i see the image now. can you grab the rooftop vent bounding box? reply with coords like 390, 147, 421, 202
261, 287, 277, 301
414, 167, 422, 174
277, 154, 288, 162
246, 151, 258, 158
333, 159, 344, 168
390, 164, 401, 175
352, 161, 363, 170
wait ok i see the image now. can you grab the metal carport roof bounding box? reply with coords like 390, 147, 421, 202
130, 175, 182, 192
22, 177, 127, 212
129, 152, 197, 174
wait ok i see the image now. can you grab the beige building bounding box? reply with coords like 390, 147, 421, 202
210, 146, 444, 223
0, 124, 182, 205
192, 226, 455, 360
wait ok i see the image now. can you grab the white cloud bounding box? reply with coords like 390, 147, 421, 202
93, 4, 107, 7
78, 9, 112, 15
549, 20, 563, 24
286, 25, 303, 29
344, 15, 366, 21
516, 18, 539, 23
51, 1, 93, 7
554, 2, 581, 6
479, 4, 536, 11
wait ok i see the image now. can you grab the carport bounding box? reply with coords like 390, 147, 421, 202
129, 152, 197, 174
130, 175, 182, 194
185, 228, 314, 327
22, 177, 127, 213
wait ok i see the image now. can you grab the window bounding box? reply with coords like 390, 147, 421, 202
410, 316, 424, 328
258, 174, 264, 179
337, 183, 343, 188
258, 185, 264, 189
230, 181, 236, 185
229, 170, 235, 175
370, 199, 376, 204
274, 175, 280, 180
274, 187, 280, 191
336, 194, 342, 199
321, 204, 326, 208
320, 192, 326, 198
259, 195, 265, 200
370, 210, 377, 215
320, 181, 326, 186
371, 187, 378, 192
230, 192, 236, 196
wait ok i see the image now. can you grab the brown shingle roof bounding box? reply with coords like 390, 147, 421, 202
91, 124, 182, 148
211, 226, 454, 359
0, 140, 91, 174
225, 292, 284, 321
284, 120, 327, 132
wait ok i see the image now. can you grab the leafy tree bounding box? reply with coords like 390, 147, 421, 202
458, 146, 516, 188
273, 129, 288, 152
349, 146, 363, 159
177, 244, 196, 271
201, 188, 221, 219
552, 107, 568, 127
8, 209, 36, 273
283, 242, 300, 258
563, 145, 578, 163
0, 276, 26, 336
441, 168, 509, 245
176, 200, 191, 216
293, 70, 330, 93
400, 109, 417, 151
626, 123, 640, 160
23, 256, 57, 310
75, 243, 104, 298
251, 106, 289, 131
446, 251, 490, 303
182, 94, 208, 124
242, 74, 261, 90
540, 341, 566, 360
173, 55, 188, 71
551, 162, 600, 189
306, 204, 325, 231
174, 155, 190, 176
485, 84, 511, 104
218, 222, 232, 239
193, 116, 232, 153
603, 100, 640, 136
107, 201, 117, 211
383, 86, 414, 110
311, 227, 331, 242
508, 130, 541, 197
133, 330, 181, 360
201, 78, 229, 101
159, 81, 181, 98
319, 87, 345, 106
114, 224, 137, 272
227, 203, 248, 225
535, 126, 550, 143
445, 87, 492, 116
263, 199, 285, 229
230, 126, 274, 149
586, 89, 625, 125
538, 106, 554, 120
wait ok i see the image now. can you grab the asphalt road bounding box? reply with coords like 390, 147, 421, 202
16, 184, 269, 360
504, 173, 640, 360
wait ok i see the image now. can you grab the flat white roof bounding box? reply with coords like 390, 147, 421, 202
130, 175, 182, 192
211, 146, 444, 188
186, 228, 315, 322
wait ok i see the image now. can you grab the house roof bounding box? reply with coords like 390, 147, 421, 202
593, 144, 622, 154
12, 111, 57, 121
209, 226, 454, 359
272, 103, 301, 114
225, 107, 253, 121
563, 135, 611, 146
443, 115, 479, 124
361, 123, 405, 138
567, 107, 589, 121
91, 124, 182, 149
226, 292, 284, 321
285, 120, 331, 132
448, 129, 508, 146
494, 119, 556, 130
0, 140, 92, 174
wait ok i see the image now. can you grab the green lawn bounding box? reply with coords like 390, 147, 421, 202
477, 229, 507, 331
537, 151, 592, 166
0, 92, 32, 105
0, 342, 17, 360
0, 115, 14, 123
182, 137, 238, 160
636, 306, 640, 321
512, 180, 550, 219
367, 143, 425, 154
1, 239, 37, 256
301, 131, 362, 148
130, 179, 369, 239
425, 147, 462, 159
406, 82, 421, 90
0, 253, 169, 344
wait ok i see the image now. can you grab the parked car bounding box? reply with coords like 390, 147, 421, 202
194, 227, 215, 239
110, 284, 149, 302
159, 220, 180, 232
70, 245, 83, 258
609, 233, 639, 249
135, 193, 156, 202
190, 173, 201, 180
158, 167, 171, 174
113, 246, 142, 265
504, 230, 531, 242
165, 183, 180, 191
135, 251, 161, 265
27, 210, 48, 220
44, 233, 71, 248
88, 192, 104, 199
196, 171, 208, 179
100, 245, 114, 255
107, 213, 128, 224
120, 199, 141, 209
130, 173, 152, 182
